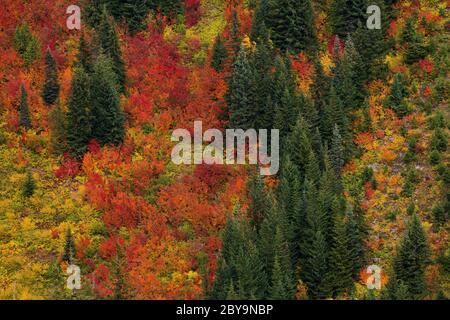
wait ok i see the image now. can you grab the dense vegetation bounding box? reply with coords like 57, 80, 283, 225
0, 0, 448, 300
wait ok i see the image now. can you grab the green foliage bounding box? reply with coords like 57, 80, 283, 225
62, 227, 76, 264
430, 128, 448, 152
67, 67, 91, 158
330, 0, 366, 37
388, 214, 431, 299
42, 48, 60, 106
48, 101, 67, 155
22, 170, 36, 198
211, 35, 227, 72
98, 7, 126, 93
90, 55, 125, 146
14, 23, 41, 66
385, 73, 410, 117
19, 84, 31, 129
265, 0, 317, 54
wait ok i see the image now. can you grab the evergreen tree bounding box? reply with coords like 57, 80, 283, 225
330, 124, 345, 178
98, 7, 126, 93
248, 173, 271, 229
327, 215, 354, 297
385, 73, 410, 117
250, 0, 270, 43
346, 206, 368, 280
42, 48, 60, 106
63, 227, 76, 264
90, 55, 125, 146
122, 0, 150, 34
211, 35, 228, 72
67, 67, 91, 158
19, 84, 31, 129
227, 45, 257, 129
230, 10, 241, 55
22, 170, 36, 198
389, 214, 431, 299
48, 101, 67, 155
330, 0, 366, 37
266, 0, 317, 53
76, 32, 93, 73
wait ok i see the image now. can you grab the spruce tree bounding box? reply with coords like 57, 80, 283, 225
76, 32, 93, 73
48, 101, 67, 155
227, 45, 257, 129
42, 48, 60, 106
390, 214, 431, 299
331, 124, 345, 179
63, 227, 76, 264
67, 67, 91, 158
248, 173, 271, 229
90, 55, 125, 146
330, 0, 366, 37
19, 84, 31, 129
211, 35, 228, 72
327, 215, 354, 297
385, 73, 410, 117
346, 206, 368, 280
22, 170, 36, 198
266, 0, 317, 53
98, 7, 126, 93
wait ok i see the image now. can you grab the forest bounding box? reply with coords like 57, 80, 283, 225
0, 0, 448, 300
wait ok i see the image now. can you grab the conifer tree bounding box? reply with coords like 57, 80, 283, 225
385, 73, 410, 117
67, 67, 91, 158
327, 215, 354, 297
330, 0, 366, 37
227, 45, 257, 129
90, 55, 125, 146
98, 7, 126, 93
248, 173, 271, 229
76, 32, 93, 73
22, 170, 36, 198
19, 84, 31, 129
63, 227, 76, 264
389, 214, 431, 299
42, 48, 60, 106
331, 124, 345, 178
346, 206, 368, 280
48, 101, 67, 155
266, 0, 317, 53
211, 35, 228, 72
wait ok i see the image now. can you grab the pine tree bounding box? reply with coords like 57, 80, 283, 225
98, 7, 126, 93
230, 10, 241, 55
19, 84, 31, 129
63, 227, 76, 264
346, 206, 367, 280
389, 214, 431, 299
22, 170, 36, 198
67, 67, 91, 158
42, 48, 60, 106
122, 0, 150, 34
90, 55, 125, 146
330, 0, 366, 37
48, 101, 67, 155
211, 35, 228, 72
266, 0, 317, 53
250, 0, 270, 43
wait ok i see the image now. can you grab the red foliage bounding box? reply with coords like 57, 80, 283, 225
54, 154, 81, 179
185, 0, 201, 27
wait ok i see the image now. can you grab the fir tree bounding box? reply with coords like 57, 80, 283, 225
389, 214, 431, 299
385, 73, 410, 117
63, 227, 76, 264
248, 173, 271, 229
330, 0, 366, 37
22, 170, 35, 198
19, 84, 31, 129
76, 32, 93, 73
346, 206, 367, 280
327, 215, 354, 297
330, 124, 345, 179
266, 0, 317, 53
211, 35, 228, 72
48, 101, 67, 155
90, 55, 125, 146
227, 45, 257, 129
42, 48, 60, 106
98, 7, 126, 93
67, 67, 91, 158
